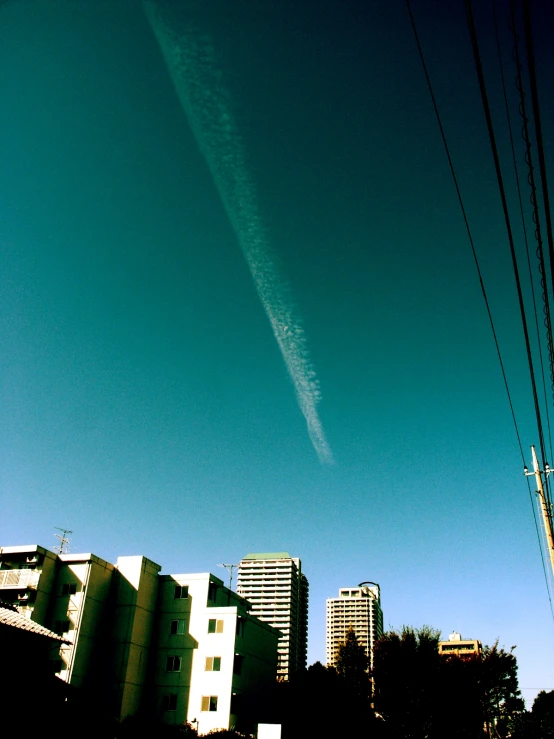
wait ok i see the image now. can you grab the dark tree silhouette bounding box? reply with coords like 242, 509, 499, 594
372, 625, 441, 739
335, 626, 371, 697
373, 627, 525, 739
533, 690, 554, 736
478, 642, 525, 738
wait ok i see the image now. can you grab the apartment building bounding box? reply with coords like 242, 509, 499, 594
236, 552, 308, 680
438, 631, 482, 657
153, 572, 278, 733
326, 584, 383, 669
0, 544, 278, 731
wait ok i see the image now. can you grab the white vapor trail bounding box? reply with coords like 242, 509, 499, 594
143, 0, 333, 463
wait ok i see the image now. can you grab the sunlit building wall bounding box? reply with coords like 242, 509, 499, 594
438, 631, 482, 656
152, 572, 278, 734
0, 544, 278, 730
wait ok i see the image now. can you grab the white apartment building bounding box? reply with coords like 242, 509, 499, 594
0, 544, 278, 732
153, 572, 278, 734
326, 584, 383, 668
236, 552, 308, 680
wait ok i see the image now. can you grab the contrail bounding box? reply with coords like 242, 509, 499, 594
143, 0, 333, 463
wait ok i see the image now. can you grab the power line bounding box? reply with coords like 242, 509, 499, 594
465, 0, 554, 619
493, 0, 554, 467
522, 0, 554, 304
405, 0, 524, 463
509, 0, 554, 511
406, 0, 554, 620
464, 0, 550, 474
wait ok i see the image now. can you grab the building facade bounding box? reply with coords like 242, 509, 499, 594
153, 572, 278, 733
0, 544, 278, 731
236, 552, 308, 680
438, 631, 482, 656
326, 584, 383, 668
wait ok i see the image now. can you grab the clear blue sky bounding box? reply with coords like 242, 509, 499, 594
1, 0, 553, 708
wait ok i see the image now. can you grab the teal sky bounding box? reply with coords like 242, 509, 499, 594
2, 0, 553, 706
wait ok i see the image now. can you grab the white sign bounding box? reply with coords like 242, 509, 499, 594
258, 724, 281, 739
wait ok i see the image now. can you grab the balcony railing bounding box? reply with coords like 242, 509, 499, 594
0, 569, 40, 589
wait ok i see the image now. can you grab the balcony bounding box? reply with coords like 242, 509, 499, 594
0, 569, 40, 589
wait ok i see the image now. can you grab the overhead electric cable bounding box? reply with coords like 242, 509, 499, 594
464, 3, 554, 599
492, 2, 554, 613
408, 0, 554, 618
405, 0, 524, 464
464, 0, 551, 485
510, 0, 554, 443
508, 0, 554, 511
522, 0, 554, 302
493, 0, 554, 465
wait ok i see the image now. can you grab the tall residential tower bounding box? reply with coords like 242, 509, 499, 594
236, 552, 308, 680
326, 583, 383, 668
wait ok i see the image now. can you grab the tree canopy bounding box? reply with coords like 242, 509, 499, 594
372, 627, 525, 739
335, 626, 371, 694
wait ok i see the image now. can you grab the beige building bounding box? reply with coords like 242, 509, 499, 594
0, 544, 278, 731
326, 584, 383, 669
236, 552, 308, 680
438, 631, 482, 656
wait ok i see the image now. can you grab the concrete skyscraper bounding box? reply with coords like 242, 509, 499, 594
236, 552, 308, 680
326, 583, 383, 668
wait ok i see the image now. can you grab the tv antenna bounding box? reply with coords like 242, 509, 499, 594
218, 563, 238, 590
53, 527, 73, 554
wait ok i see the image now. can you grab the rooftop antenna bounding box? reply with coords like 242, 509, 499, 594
218, 563, 238, 590
53, 527, 72, 554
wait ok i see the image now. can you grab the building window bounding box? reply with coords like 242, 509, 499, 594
208, 619, 224, 634
236, 617, 245, 637
170, 619, 185, 635
207, 582, 218, 602
174, 585, 189, 599
161, 694, 177, 711
205, 656, 221, 671
55, 620, 70, 634
201, 696, 218, 712
233, 654, 244, 676
61, 583, 77, 596
165, 656, 181, 672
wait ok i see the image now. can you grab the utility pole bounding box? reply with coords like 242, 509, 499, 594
524, 446, 554, 580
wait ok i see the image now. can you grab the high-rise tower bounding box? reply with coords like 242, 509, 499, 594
326, 584, 383, 668
236, 552, 308, 680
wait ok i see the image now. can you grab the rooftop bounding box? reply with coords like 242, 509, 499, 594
0, 606, 71, 643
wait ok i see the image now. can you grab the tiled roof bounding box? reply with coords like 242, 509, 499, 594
0, 607, 71, 643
